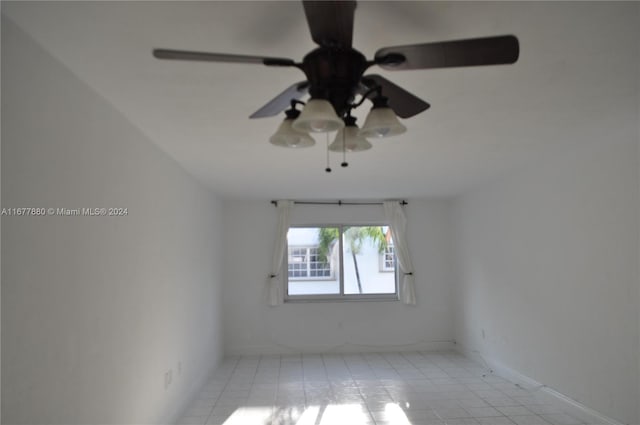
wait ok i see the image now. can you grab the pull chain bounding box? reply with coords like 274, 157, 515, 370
341, 126, 349, 167
325, 132, 332, 173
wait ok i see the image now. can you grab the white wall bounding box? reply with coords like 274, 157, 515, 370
221, 199, 455, 355
1, 18, 224, 424
452, 80, 639, 424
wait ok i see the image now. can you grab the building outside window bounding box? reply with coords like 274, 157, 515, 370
381, 244, 395, 272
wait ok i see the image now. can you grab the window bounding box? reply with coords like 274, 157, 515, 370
285, 225, 397, 301
381, 244, 395, 272
288, 247, 332, 279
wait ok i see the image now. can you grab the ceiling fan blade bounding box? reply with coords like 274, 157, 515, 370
153, 49, 296, 67
302, 0, 356, 47
361, 74, 430, 119
375, 35, 519, 70
250, 82, 310, 118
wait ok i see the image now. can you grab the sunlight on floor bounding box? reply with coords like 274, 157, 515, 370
293, 405, 320, 425
382, 403, 412, 425
218, 403, 410, 425
318, 403, 372, 425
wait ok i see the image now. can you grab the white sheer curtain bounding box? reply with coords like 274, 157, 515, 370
268, 200, 294, 306
383, 201, 416, 305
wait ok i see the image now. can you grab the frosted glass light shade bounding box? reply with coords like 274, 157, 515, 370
292, 99, 344, 133
360, 107, 407, 138
329, 126, 372, 152
269, 119, 315, 148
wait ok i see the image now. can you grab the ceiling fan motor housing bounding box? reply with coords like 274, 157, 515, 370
299, 47, 369, 117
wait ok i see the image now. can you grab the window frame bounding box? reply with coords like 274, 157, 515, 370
284, 224, 399, 303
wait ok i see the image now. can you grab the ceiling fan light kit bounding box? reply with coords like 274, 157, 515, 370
291, 98, 345, 133
153, 0, 519, 170
360, 101, 407, 139
269, 122, 315, 149
329, 116, 372, 153
269, 105, 316, 148
329, 128, 372, 153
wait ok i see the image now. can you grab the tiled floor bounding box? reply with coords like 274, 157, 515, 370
176, 351, 604, 425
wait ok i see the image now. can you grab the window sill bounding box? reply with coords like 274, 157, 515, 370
284, 295, 400, 303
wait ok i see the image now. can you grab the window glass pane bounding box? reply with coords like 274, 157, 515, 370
287, 227, 340, 295
342, 226, 396, 295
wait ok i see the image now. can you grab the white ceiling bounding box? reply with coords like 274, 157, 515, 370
2, 1, 637, 199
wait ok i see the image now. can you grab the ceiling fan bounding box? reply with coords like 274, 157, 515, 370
153, 0, 519, 168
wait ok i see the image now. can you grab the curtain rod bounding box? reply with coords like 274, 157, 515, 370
270, 200, 408, 206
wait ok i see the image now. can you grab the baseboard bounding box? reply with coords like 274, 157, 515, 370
456, 345, 626, 425
225, 340, 456, 357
